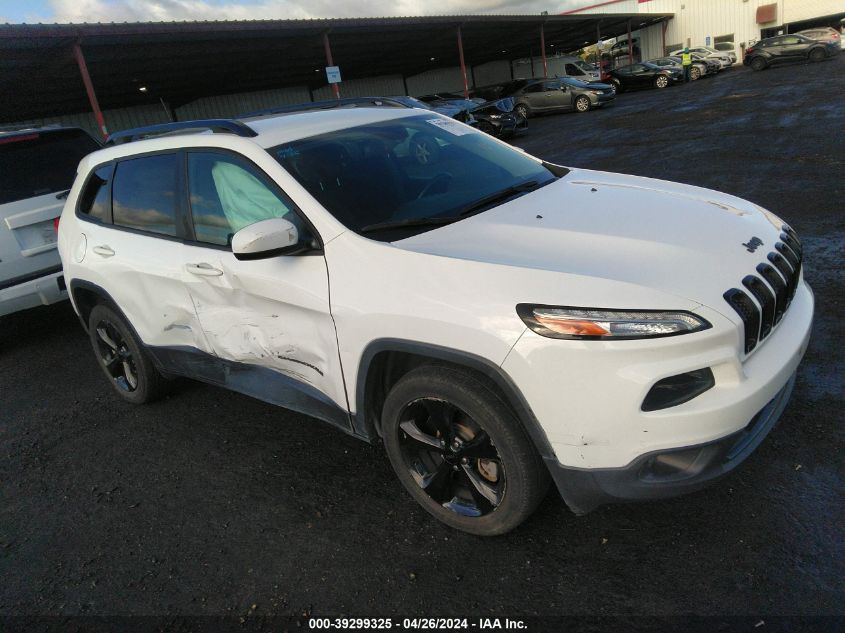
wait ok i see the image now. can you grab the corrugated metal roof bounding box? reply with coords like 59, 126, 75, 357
0, 13, 671, 121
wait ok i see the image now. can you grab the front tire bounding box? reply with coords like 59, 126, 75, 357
514, 103, 530, 120
690, 66, 701, 81
88, 304, 169, 404
382, 366, 549, 536
654, 75, 669, 89
574, 95, 591, 113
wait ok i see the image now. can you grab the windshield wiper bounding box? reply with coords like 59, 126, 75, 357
455, 180, 546, 218
358, 215, 462, 234
358, 179, 552, 235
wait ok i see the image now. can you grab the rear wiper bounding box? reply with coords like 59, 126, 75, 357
358, 215, 461, 234
455, 180, 545, 218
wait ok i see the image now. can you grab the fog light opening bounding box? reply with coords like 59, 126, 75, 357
641, 368, 715, 412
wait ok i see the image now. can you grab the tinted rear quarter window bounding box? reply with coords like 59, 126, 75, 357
78, 165, 112, 223
0, 129, 100, 205
112, 153, 180, 237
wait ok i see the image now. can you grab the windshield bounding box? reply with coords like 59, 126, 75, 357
271, 114, 558, 240
574, 61, 595, 73
0, 129, 100, 205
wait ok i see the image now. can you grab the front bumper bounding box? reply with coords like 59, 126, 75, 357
548, 372, 796, 514
0, 267, 67, 317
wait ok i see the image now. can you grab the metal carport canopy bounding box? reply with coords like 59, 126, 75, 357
0, 13, 672, 122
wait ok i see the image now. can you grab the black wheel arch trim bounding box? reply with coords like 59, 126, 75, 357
353, 338, 557, 462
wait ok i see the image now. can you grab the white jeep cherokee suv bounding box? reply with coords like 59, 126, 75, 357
57, 109, 813, 535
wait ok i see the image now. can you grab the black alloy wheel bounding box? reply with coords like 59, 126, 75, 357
751, 57, 767, 71
94, 319, 138, 392
382, 365, 549, 535
87, 304, 170, 404
397, 398, 504, 517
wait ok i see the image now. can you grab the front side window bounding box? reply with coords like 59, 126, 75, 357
187, 152, 300, 246
565, 63, 584, 76
78, 164, 112, 223
271, 114, 559, 241
112, 153, 179, 237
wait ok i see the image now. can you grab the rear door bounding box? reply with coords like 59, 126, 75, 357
74, 152, 207, 353
179, 149, 349, 427
1, 129, 99, 298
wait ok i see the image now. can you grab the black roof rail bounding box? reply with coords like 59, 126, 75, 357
105, 119, 257, 145
240, 97, 411, 119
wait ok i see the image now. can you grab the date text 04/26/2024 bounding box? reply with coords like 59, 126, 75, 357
308, 618, 527, 630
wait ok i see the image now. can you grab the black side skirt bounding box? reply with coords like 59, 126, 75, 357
148, 345, 353, 435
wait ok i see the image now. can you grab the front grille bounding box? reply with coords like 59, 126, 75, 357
723, 225, 802, 355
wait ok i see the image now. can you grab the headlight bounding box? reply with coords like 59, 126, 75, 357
516, 305, 711, 340
591, 90, 602, 95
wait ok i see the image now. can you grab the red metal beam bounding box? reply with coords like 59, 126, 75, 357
322, 31, 340, 100
457, 26, 469, 99
540, 24, 548, 78
71, 42, 108, 140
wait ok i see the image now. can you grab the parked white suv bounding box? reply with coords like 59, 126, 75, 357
1, 126, 100, 317
671, 46, 736, 67
58, 110, 813, 535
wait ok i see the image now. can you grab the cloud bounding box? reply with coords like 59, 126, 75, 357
31, 0, 582, 23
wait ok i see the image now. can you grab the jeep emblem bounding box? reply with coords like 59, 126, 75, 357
742, 237, 763, 253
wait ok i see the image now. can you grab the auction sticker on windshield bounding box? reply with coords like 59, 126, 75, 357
425, 118, 474, 136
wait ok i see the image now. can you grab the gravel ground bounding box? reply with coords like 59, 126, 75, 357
1, 56, 843, 622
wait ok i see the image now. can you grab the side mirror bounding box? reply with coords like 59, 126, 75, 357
232, 217, 308, 260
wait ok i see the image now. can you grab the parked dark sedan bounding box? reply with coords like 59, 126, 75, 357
470, 78, 615, 119
413, 95, 527, 138
607, 62, 683, 92
744, 34, 838, 71
648, 55, 718, 80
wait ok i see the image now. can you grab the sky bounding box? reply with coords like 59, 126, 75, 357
0, 0, 587, 24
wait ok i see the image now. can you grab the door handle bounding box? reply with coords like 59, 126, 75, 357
92, 245, 115, 258
186, 262, 223, 276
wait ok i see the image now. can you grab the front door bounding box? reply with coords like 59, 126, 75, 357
179, 149, 350, 428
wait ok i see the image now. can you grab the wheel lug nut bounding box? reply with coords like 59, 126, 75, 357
453, 465, 459, 471
461, 457, 468, 465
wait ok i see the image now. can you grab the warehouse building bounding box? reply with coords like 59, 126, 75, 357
563, 0, 845, 59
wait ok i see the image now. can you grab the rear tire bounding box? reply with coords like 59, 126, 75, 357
809, 48, 826, 62
88, 304, 169, 404
751, 57, 767, 71
382, 365, 549, 536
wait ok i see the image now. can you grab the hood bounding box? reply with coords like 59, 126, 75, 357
394, 168, 784, 317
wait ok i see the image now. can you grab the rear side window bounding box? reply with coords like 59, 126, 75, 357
0, 129, 100, 205
112, 153, 180, 237
78, 165, 112, 223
